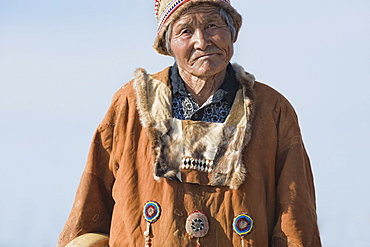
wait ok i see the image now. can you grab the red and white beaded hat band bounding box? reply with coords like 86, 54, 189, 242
153, 0, 242, 55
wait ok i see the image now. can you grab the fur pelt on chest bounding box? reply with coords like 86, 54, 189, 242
133, 64, 255, 189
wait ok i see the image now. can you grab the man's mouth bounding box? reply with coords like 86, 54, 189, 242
194, 53, 218, 60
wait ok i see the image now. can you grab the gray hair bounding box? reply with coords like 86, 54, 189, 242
164, 6, 236, 56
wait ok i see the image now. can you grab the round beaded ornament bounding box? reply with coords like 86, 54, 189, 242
185, 211, 209, 238
143, 201, 161, 223
143, 201, 162, 247
232, 213, 253, 236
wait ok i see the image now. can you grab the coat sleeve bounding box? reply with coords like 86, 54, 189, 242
57, 101, 117, 247
272, 100, 321, 247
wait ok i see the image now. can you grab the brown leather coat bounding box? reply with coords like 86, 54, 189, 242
58, 65, 321, 247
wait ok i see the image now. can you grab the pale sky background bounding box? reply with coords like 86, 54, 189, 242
0, 0, 369, 246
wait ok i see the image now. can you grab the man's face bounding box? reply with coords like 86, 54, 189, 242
170, 5, 234, 78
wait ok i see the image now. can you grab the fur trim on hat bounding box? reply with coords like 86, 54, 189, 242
153, 0, 242, 56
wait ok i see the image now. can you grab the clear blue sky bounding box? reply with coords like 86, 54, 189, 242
1, 0, 369, 246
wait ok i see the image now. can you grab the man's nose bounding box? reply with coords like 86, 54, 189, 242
192, 28, 211, 50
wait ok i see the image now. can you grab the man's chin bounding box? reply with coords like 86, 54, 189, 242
190, 67, 226, 78
191, 60, 227, 75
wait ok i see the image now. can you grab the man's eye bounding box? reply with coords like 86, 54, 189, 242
181, 29, 191, 35
206, 24, 217, 29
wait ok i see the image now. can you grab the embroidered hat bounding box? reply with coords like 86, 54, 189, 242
153, 0, 242, 55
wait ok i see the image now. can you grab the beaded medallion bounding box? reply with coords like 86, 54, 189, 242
143, 201, 161, 223
143, 201, 162, 246
186, 211, 209, 246
232, 213, 253, 246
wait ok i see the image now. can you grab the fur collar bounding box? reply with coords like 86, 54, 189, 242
133, 63, 255, 189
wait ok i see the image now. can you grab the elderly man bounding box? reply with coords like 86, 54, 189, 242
58, 0, 321, 246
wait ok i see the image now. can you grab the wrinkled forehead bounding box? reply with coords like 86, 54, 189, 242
174, 4, 222, 24
174, 9, 224, 27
